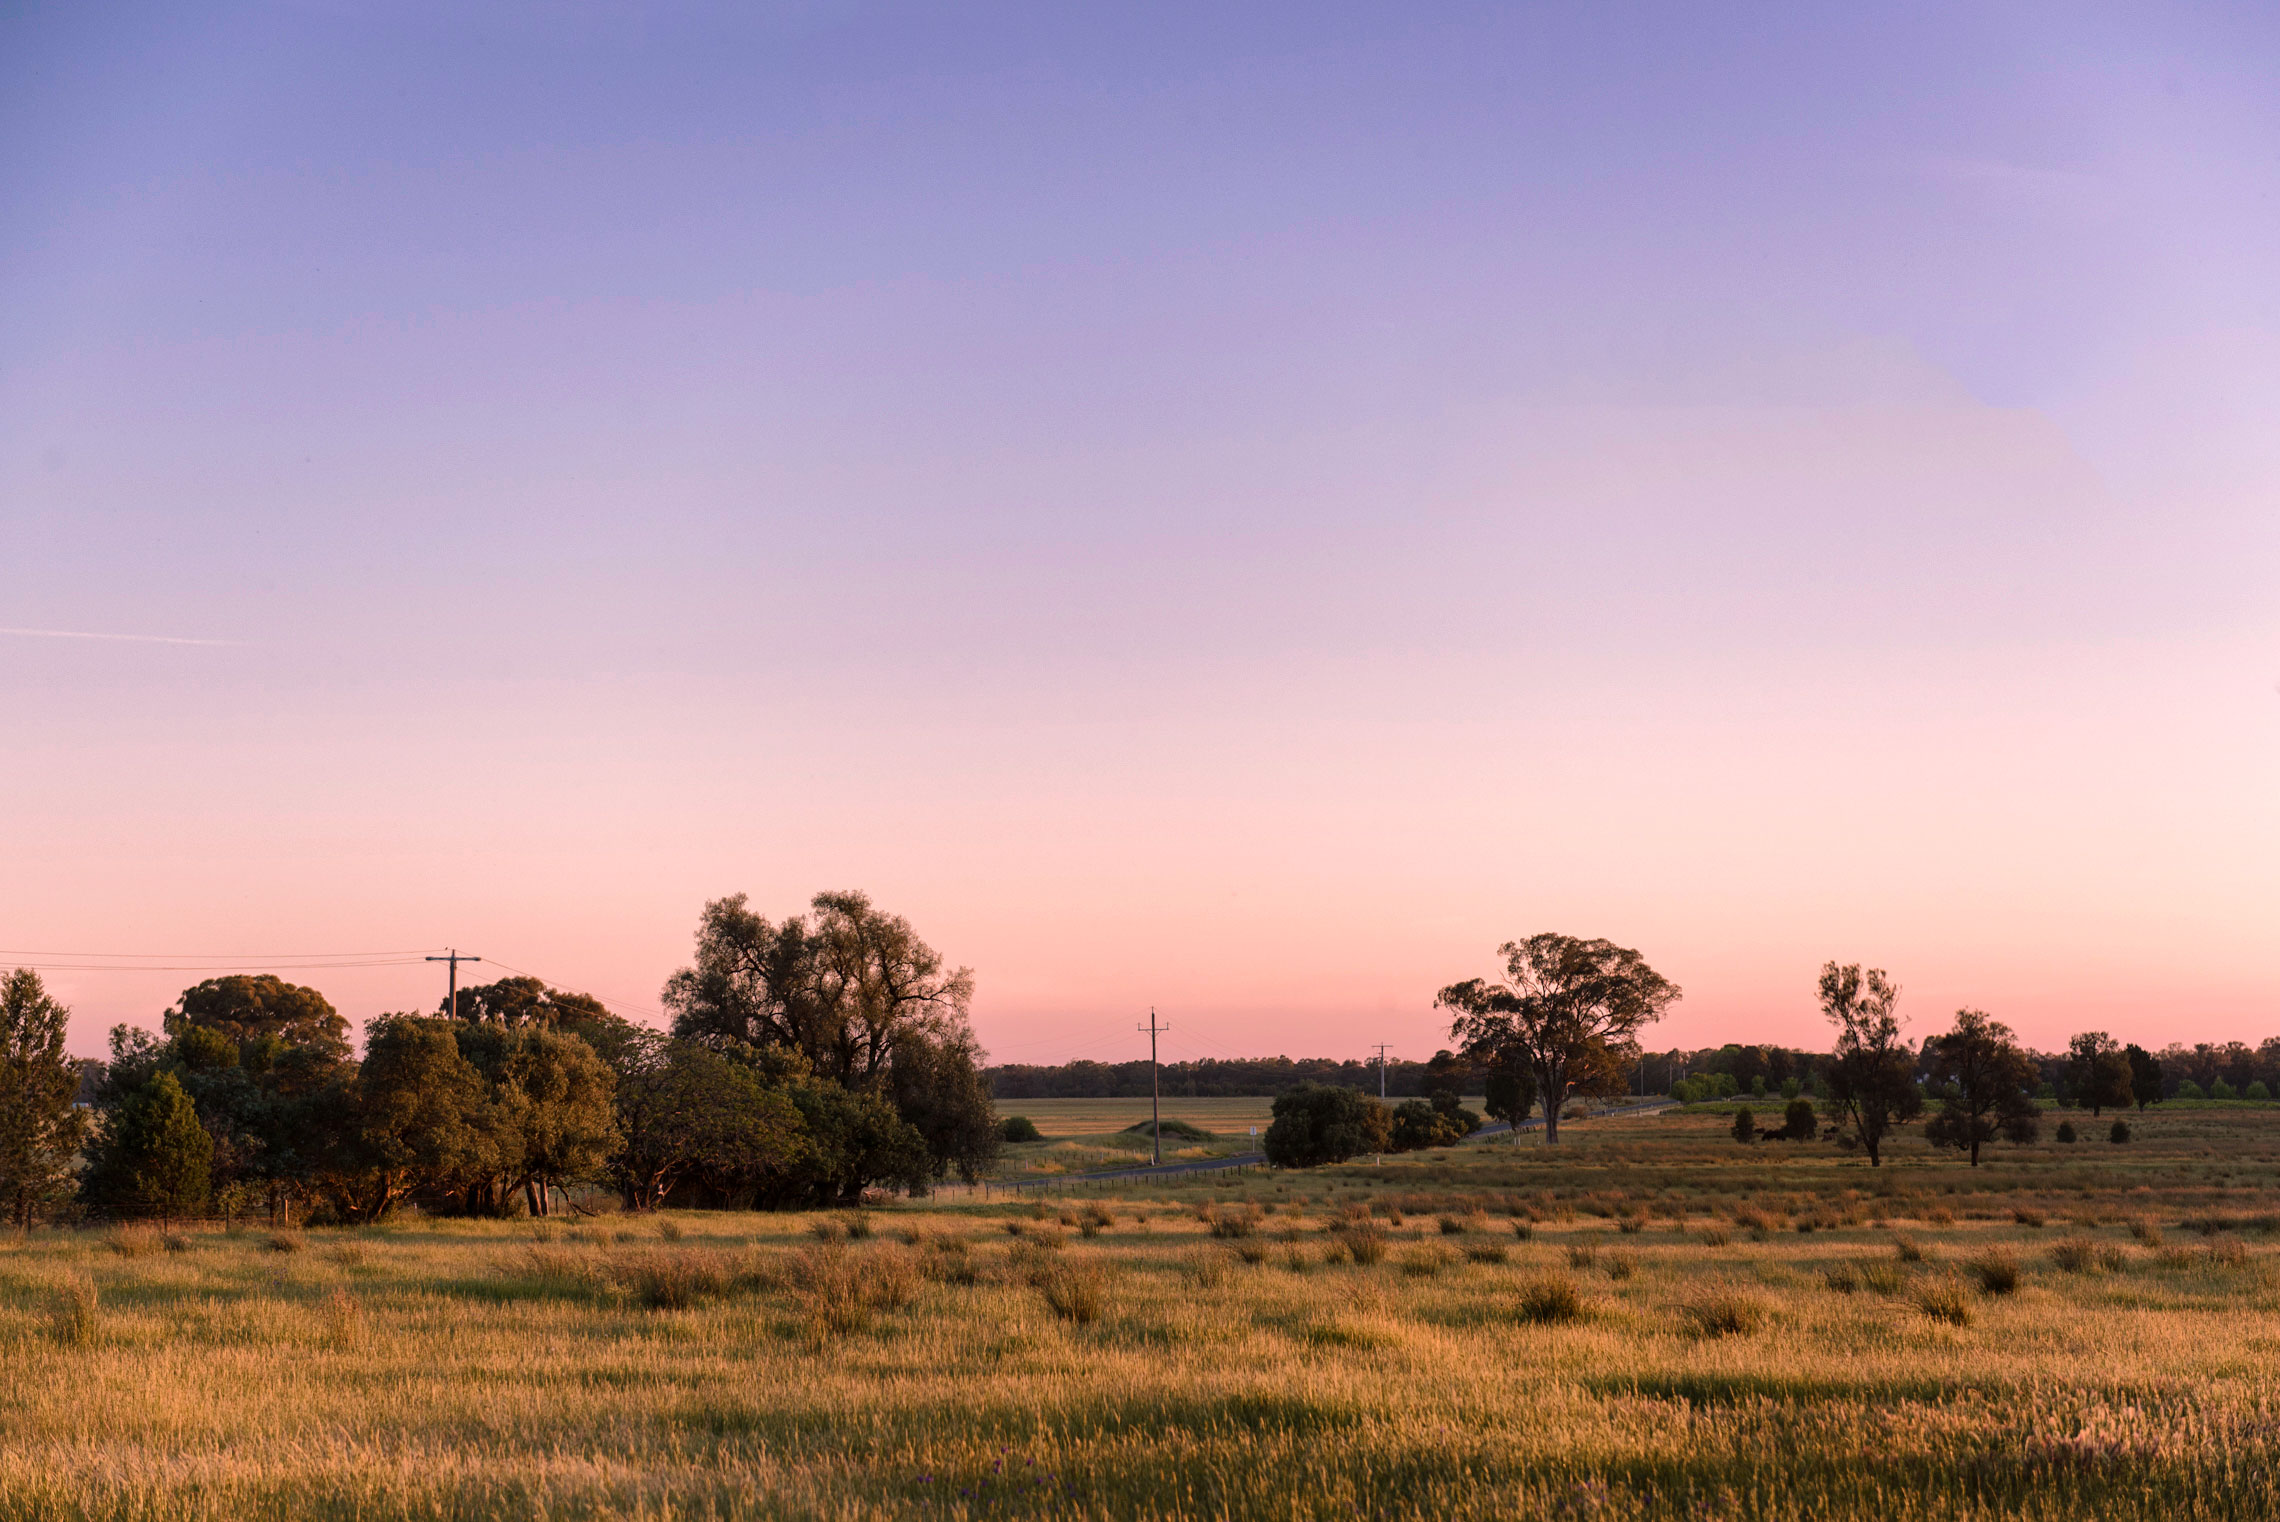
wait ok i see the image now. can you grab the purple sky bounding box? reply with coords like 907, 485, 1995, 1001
4, 2, 2277, 1066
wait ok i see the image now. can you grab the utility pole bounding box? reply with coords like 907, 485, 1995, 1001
1139, 1009, 1169, 1165
426, 949, 482, 1021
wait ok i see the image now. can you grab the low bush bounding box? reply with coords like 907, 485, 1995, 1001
1000, 1115, 1043, 1143
2109, 1120, 2133, 1145
2056, 1121, 2078, 1144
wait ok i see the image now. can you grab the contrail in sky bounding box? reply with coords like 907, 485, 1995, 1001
0, 626, 243, 647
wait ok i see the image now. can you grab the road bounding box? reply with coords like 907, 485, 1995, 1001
996, 1098, 1677, 1190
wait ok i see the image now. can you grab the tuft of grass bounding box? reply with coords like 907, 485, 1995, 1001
1511, 1220, 1535, 1242
654, 1218, 684, 1242
1232, 1239, 1269, 1266
1891, 1235, 1926, 1264
809, 1218, 847, 1244
2012, 1207, 2046, 1229
1462, 1241, 1509, 1265
844, 1211, 874, 1241
50, 1274, 98, 1347
1180, 1248, 1228, 1288
104, 1226, 158, 1258
1515, 1275, 1587, 1325
617, 1248, 735, 1310
1699, 1227, 1731, 1248
1601, 1249, 1638, 1282
1680, 1290, 1766, 1338
1337, 1225, 1388, 1266
1399, 1243, 1456, 1278
1616, 1214, 1646, 1235
1965, 1249, 2020, 1295
266, 1232, 305, 1255
1566, 1243, 1599, 1271
1913, 1277, 1973, 1325
1823, 1264, 1860, 1294
1207, 1203, 1265, 1240
1860, 1263, 1906, 1297
1435, 1214, 1467, 1236
160, 1231, 192, 1254
918, 1236, 979, 1286
325, 1242, 368, 1269
322, 1288, 364, 1349
2050, 1238, 2125, 1275
2128, 1218, 2164, 1248
1033, 1257, 1109, 1324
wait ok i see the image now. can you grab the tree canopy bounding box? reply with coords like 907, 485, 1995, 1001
1816, 962, 1921, 1168
165, 975, 351, 1063
1438, 933, 1679, 1143
0, 970, 88, 1228
1924, 1009, 2041, 1166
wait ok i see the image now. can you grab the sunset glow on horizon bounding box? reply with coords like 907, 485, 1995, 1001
5, 3, 2277, 1065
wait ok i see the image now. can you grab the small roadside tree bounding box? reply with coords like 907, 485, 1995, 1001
1263, 1084, 1390, 1167
1923, 1008, 2042, 1166
2065, 1032, 2132, 1116
1817, 962, 1921, 1168
0, 970, 90, 1227
1438, 934, 1680, 1145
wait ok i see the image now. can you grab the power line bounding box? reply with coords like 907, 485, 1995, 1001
426, 949, 482, 1022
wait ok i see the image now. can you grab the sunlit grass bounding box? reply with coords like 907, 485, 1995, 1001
3, 1106, 2278, 1518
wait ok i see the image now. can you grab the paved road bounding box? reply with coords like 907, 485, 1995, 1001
996, 1098, 1677, 1190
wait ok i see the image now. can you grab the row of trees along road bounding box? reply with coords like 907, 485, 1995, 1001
1, 891, 1002, 1226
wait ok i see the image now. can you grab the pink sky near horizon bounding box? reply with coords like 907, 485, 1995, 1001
4, 4, 2278, 1065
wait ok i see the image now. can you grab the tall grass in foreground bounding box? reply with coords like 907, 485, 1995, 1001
6, 1107, 2280, 1520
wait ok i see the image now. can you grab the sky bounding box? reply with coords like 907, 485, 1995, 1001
3, 1, 2277, 1065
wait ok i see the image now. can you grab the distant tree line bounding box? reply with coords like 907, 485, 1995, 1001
0, 891, 1001, 1226
989, 1054, 1468, 1100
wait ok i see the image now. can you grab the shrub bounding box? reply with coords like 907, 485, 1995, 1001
1965, 1249, 2020, 1295
1780, 1098, 1818, 1141
1000, 1115, 1043, 1143
1682, 1290, 1765, 1338
2055, 1121, 2077, 1143
2250, 1082, 2273, 1103
50, 1275, 98, 1347
2176, 1080, 2205, 1101
2109, 1120, 2132, 1145
1035, 1258, 1108, 1323
2212, 1080, 2238, 1101
1262, 1084, 1392, 1167
1913, 1277, 1973, 1325
1731, 1107, 1756, 1144
1515, 1275, 1587, 1324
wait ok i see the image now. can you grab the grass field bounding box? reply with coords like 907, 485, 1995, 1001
6, 1104, 2278, 1520
989, 1096, 1277, 1176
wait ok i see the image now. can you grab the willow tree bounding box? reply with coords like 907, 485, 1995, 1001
1437, 934, 1680, 1144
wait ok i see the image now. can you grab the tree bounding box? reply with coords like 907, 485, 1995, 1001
1482, 1058, 1537, 1128
338, 1018, 499, 1222
664, 891, 974, 1088
2125, 1044, 2162, 1112
2065, 1032, 2132, 1116
1780, 1096, 1818, 1141
1389, 1098, 1478, 1151
1817, 962, 1921, 1168
165, 975, 350, 1063
886, 1025, 1001, 1185
1922, 1008, 2041, 1166
607, 1033, 806, 1212
1262, 1084, 1391, 1167
82, 1071, 212, 1221
1731, 1106, 1756, 1143
1437, 934, 1681, 1145
451, 1022, 620, 1216
0, 970, 90, 1227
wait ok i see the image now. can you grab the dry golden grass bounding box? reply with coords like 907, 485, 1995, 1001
5, 1107, 2280, 1518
